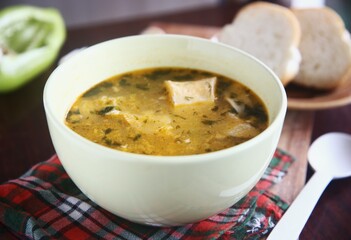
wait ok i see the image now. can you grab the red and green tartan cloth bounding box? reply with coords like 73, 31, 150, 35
0, 149, 294, 240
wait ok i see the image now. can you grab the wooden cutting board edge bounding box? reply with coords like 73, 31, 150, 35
272, 111, 314, 203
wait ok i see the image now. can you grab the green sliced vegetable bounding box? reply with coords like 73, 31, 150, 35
0, 5, 66, 92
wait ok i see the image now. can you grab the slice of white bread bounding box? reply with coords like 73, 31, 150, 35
292, 7, 351, 90
217, 2, 301, 85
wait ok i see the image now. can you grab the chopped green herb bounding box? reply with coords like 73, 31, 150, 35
83, 86, 101, 97
119, 78, 131, 86
133, 134, 142, 141
217, 81, 231, 95
135, 83, 149, 90
174, 74, 193, 80
145, 69, 171, 80
83, 82, 113, 97
184, 96, 193, 101
67, 109, 80, 118
199, 71, 213, 77
244, 104, 268, 124
173, 114, 186, 120
100, 82, 113, 88
201, 119, 217, 125
229, 92, 238, 98
229, 108, 238, 115
96, 106, 114, 115
211, 106, 219, 112
102, 136, 121, 146
66, 109, 81, 123
68, 120, 80, 124
104, 128, 112, 134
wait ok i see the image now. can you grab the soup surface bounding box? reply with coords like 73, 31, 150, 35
65, 67, 268, 156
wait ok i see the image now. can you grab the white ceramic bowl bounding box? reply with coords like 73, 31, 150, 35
44, 35, 287, 226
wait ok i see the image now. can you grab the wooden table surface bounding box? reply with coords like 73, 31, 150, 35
1, 2, 350, 239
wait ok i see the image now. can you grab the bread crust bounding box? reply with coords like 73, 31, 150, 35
218, 2, 301, 85
237, 2, 301, 47
292, 7, 351, 90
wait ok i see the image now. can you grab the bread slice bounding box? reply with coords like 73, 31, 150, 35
217, 2, 301, 85
292, 7, 351, 90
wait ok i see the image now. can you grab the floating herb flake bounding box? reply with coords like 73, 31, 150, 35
96, 106, 115, 115
119, 78, 131, 87
104, 128, 112, 134
83, 82, 113, 97
102, 136, 121, 146
145, 69, 171, 80
135, 83, 149, 90
173, 114, 186, 120
67, 109, 80, 118
83, 86, 101, 97
211, 106, 219, 112
133, 134, 142, 141
201, 119, 217, 125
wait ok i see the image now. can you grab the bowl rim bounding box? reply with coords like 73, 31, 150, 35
44, 34, 287, 165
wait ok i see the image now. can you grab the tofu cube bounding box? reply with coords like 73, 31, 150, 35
165, 77, 217, 106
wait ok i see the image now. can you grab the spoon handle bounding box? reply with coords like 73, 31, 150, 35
267, 171, 333, 240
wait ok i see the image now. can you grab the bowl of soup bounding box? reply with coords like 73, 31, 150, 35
44, 35, 287, 226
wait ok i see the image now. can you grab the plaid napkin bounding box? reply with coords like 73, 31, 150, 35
0, 149, 294, 240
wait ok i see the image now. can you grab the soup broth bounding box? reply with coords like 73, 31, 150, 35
65, 67, 268, 156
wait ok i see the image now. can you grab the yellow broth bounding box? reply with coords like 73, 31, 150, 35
65, 67, 268, 156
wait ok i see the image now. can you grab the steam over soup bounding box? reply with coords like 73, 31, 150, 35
65, 67, 268, 155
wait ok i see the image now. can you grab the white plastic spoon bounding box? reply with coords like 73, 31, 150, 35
267, 132, 351, 240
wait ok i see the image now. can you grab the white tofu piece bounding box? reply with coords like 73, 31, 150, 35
227, 123, 260, 138
164, 77, 217, 107
114, 111, 173, 135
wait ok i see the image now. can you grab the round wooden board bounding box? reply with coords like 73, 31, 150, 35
287, 77, 351, 110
